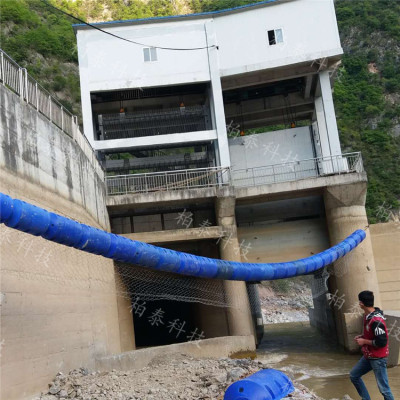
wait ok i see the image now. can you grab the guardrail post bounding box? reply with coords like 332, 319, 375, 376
165, 172, 168, 190
71, 115, 75, 141
186, 170, 189, 189
48, 95, 52, 121
61, 106, 64, 132
124, 175, 128, 195
18, 67, 23, 98
35, 83, 39, 110
0, 52, 4, 85
23, 68, 28, 103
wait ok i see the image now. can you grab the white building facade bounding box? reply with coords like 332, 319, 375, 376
73, 0, 376, 353
74, 0, 344, 185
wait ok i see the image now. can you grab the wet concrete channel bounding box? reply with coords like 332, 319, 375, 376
257, 322, 400, 399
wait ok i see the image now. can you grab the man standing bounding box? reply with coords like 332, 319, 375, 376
350, 290, 394, 400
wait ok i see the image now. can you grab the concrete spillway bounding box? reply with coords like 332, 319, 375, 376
0, 192, 366, 281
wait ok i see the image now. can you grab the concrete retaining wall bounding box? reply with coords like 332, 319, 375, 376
370, 222, 400, 311
0, 85, 108, 229
0, 87, 134, 399
386, 311, 400, 367
95, 335, 256, 372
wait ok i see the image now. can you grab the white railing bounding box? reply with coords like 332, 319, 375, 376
0, 48, 78, 138
232, 152, 364, 187
106, 166, 231, 195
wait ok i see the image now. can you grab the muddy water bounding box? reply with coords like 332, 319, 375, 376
257, 322, 400, 399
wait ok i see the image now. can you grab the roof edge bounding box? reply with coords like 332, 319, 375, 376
72, 0, 288, 32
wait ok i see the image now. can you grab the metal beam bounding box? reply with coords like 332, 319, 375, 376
122, 226, 223, 244
93, 130, 218, 151
304, 75, 313, 99
237, 110, 313, 129
221, 58, 340, 91
224, 92, 314, 118
104, 151, 209, 171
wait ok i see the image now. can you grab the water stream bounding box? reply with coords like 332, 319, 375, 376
257, 322, 400, 399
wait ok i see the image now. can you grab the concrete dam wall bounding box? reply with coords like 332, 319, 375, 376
0, 85, 134, 400
370, 222, 400, 311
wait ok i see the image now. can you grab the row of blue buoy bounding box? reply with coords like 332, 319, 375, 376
0, 192, 365, 281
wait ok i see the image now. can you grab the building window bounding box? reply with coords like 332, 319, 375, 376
143, 47, 158, 62
267, 28, 283, 45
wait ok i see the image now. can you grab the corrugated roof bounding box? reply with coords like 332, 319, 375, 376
72, 0, 285, 30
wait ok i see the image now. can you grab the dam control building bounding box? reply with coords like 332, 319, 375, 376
3, 1, 398, 399
73, 0, 380, 351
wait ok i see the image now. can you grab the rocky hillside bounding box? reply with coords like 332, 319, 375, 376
0, 0, 399, 221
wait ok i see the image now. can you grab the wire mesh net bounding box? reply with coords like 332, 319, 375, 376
0, 225, 236, 309
116, 262, 230, 307
310, 267, 330, 299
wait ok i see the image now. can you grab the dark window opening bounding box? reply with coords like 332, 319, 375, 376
268, 29, 283, 46
268, 30, 276, 45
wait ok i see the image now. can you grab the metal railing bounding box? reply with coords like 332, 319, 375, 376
106, 166, 231, 195
98, 105, 211, 140
232, 152, 364, 188
105, 153, 363, 196
0, 48, 78, 138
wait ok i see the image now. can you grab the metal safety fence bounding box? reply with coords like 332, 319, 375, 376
106, 166, 231, 195
106, 153, 363, 195
231, 152, 364, 187
0, 48, 78, 138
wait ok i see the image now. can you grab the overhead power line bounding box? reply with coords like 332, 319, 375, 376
40, 0, 217, 51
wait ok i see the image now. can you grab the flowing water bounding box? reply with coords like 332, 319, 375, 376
257, 322, 400, 399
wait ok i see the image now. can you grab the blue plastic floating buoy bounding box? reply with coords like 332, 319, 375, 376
224, 369, 294, 400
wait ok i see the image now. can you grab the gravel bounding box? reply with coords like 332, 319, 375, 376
34, 354, 329, 400
33, 279, 354, 400
259, 279, 314, 324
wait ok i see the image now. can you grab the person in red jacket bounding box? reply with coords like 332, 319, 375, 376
349, 290, 394, 400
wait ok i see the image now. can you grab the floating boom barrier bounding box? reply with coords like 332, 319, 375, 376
0, 192, 366, 281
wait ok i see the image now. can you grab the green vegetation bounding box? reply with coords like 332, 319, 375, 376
334, 0, 400, 222
0, 0, 81, 114
0, 0, 399, 221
